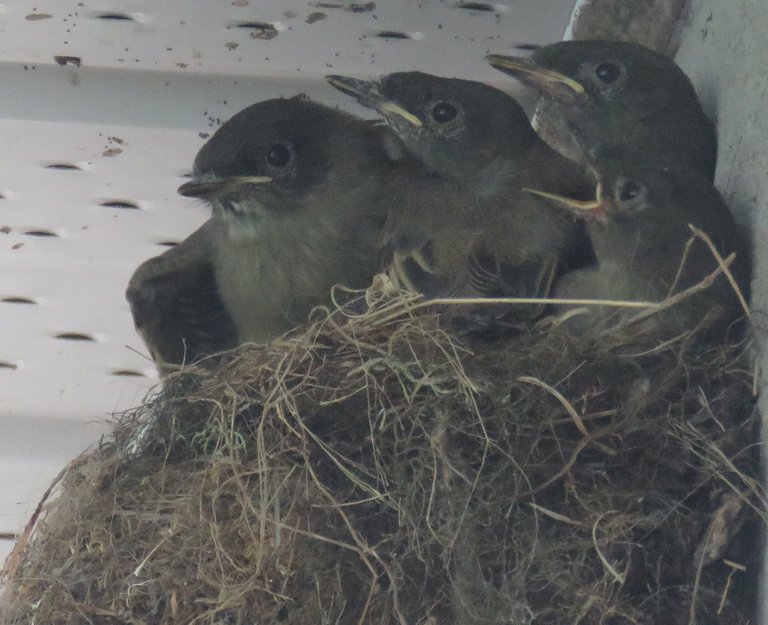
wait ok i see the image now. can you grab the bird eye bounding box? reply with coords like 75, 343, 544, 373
618, 180, 643, 202
594, 61, 621, 84
267, 143, 292, 168
430, 101, 458, 124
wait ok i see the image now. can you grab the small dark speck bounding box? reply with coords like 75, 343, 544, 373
102, 148, 123, 157
176, 62, 188, 68
306, 12, 327, 23
1, 226, 11, 234
226, 41, 239, 50
54, 55, 82, 67
12, 243, 23, 250
26, 13, 53, 20
55, 332, 96, 341
199, 131, 210, 139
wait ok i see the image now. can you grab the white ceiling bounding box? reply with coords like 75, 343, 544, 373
0, 0, 579, 561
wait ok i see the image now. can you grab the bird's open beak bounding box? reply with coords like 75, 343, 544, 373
325, 74, 423, 128
485, 54, 585, 98
524, 182, 608, 221
177, 175, 273, 199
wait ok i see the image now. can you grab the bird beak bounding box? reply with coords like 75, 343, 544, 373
485, 54, 585, 98
177, 175, 273, 199
325, 74, 424, 128
523, 182, 608, 221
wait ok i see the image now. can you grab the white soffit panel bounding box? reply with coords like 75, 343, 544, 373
0, 0, 578, 557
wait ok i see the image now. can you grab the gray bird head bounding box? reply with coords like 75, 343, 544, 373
487, 41, 717, 178
178, 96, 393, 233
524, 149, 741, 269
326, 71, 538, 184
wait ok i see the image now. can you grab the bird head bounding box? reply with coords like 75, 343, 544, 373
523, 148, 721, 244
178, 97, 391, 231
326, 71, 537, 184
487, 41, 707, 126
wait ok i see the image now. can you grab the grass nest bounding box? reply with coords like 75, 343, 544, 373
1, 280, 764, 625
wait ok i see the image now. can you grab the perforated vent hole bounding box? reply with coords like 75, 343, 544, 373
54, 332, 97, 342
111, 369, 147, 377
375, 31, 411, 39
90, 12, 137, 22
232, 22, 279, 39
100, 199, 141, 210
0, 361, 18, 370
157, 240, 179, 247
54, 56, 82, 67
2, 296, 37, 305
23, 229, 59, 237
456, 2, 496, 11
44, 162, 84, 171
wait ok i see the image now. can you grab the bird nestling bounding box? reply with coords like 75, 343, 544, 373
326, 71, 593, 313
127, 96, 399, 369
525, 149, 748, 339
487, 41, 718, 180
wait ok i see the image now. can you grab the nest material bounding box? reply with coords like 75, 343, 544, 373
0, 283, 763, 625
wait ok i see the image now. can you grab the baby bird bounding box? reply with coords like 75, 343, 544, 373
487, 41, 718, 180
128, 96, 397, 368
526, 149, 748, 338
326, 71, 593, 307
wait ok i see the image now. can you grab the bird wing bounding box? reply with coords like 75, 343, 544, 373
126, 220, 239, 370
467, 236, 561, 317
380, 232, 453, 297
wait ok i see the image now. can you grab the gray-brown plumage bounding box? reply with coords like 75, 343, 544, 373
487, 41, 718, 180
527, 150, 748, 337
127, 96, 397, 367
126, 220, 238, 368
326, 71, 593, 306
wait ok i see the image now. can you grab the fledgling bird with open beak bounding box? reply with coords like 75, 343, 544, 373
127, 96, 396, 368
326, 71, 593, 307
526, 150, 748, 338
487, 41, 718, 180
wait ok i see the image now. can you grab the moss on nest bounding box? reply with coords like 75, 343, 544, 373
1, 283, 763, 625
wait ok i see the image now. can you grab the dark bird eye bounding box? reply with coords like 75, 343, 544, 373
267, 143, 292, 167
431, 101, 458, 124
618, 180, 642, 202
595, 61, 621, 84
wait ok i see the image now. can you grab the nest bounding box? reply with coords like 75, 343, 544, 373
0, 281, 763, 625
